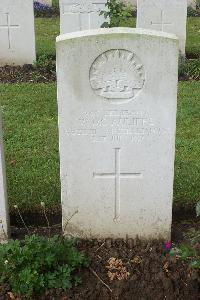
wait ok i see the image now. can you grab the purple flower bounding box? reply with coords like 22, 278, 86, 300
164, 241, 172, 250
34, 1, 50, 11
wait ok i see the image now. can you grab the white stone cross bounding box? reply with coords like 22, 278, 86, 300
151, 10, 172, 32
62, 1, 102, 30
93, 148, 142, 221
0, 12, 19, 49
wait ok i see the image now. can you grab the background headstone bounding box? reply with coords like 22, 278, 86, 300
0, 0, 36, 66
59, 0, 108, 34
57, 28, 178, 240
136, 0, 187, 58
124, 0, 195, 8
36, 0, 53, 6
0, 111, 9, 242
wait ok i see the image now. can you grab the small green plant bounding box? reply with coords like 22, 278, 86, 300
170, 244, 200, 269
187, 7, 199, 17
31, 54, 56, 81
100, 0, 135, 28
0, 235, 89, 298
34, 54, 56, 74
170, 202, 200, 270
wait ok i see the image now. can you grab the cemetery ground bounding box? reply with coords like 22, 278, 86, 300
0, 11, 200, 300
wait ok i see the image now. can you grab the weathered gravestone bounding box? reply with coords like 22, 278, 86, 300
59, 0, 108, 34
37, 0, 53, 6
125, 0, 195, 8
57, 28, 178, 240
136, 0, 187, 58
0, 0, 36, 66
0, 111, 9, 242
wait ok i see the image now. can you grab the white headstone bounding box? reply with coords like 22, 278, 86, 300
0, 111, 9, 242
57, 28, 178, 240
124, 0, 195, 8
0, 0, 36, 66
36, 0, 53, 6
59, 0, 108, 34
136, 0, 187, 58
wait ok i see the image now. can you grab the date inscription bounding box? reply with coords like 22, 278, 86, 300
65, 110, 164, 143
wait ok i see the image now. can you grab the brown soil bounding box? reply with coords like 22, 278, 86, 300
0, 64, 56, 84
34, 8, 60, 18
47, 240, 200, 300
187, 53, 200, 59
0, 220, 199, 300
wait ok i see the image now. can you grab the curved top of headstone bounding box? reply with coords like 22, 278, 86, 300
56, 27, 178, 43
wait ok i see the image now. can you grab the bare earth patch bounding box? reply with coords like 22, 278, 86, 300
0, 220, 199, 300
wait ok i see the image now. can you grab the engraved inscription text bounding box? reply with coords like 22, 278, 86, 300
65, 110, 164, 143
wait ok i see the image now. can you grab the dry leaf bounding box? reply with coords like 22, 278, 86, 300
106, 257, 130, 281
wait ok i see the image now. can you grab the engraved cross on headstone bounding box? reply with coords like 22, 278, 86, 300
151, 10, 172, 32
0, 13, 19, 49
62, 0, 102, 30
93, 148, 142, 221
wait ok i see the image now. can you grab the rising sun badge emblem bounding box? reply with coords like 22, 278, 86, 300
89, 49, 145, 103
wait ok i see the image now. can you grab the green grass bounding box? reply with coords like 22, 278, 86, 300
52, 0, 59, 7
34, 17, 200, 58
175, 81, 200, 207
186, 17, 200, 56
1, 84, 60, 212
0, 82, 200, 211
35, 17, 59, 58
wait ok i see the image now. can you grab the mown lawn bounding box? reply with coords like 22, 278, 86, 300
52, 0, 59, 7
186, 17, 200, 56
35, 17, 59, 58
1, 84, 60, 212
175, 81, 200, 207
35, 17, 200, 57
1, 82, 199, 212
